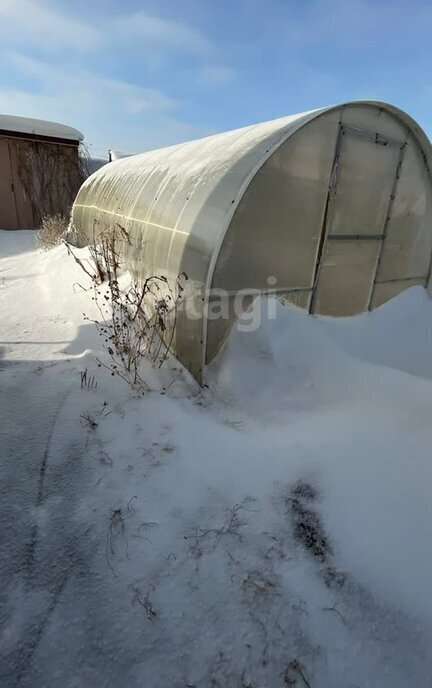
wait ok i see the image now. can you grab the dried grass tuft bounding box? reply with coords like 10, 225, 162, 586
37, 213, 70, 250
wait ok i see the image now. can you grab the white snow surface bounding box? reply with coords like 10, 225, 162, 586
1, 230, 432, 687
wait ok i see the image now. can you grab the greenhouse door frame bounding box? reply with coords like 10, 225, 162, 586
309, 122, 406, 315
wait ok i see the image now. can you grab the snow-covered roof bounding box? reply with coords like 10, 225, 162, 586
109, 149, 136, 161
0, 114, 83, 142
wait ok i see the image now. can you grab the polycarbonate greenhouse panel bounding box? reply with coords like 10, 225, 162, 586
376, 136, 432, 283
311, 239, 382, 316
71, 101, 432, 384
326, 126, 402, 237
370, 278, 427, 310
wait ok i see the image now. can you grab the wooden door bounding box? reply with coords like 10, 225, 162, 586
311, 125, 403, 315
0, 138, 18, 229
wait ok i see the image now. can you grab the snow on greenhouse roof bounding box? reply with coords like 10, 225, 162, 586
0, 114, 83, 142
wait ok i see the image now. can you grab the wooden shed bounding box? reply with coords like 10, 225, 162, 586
0, 114, 83, 229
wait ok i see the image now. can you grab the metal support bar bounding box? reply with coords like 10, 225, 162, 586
375, 275, 426, 285
367, 141, 407, 310
220, 287, 312, 297
309, 122, 344, 314
327, 233, 383, 241
420, 147, 432, 291
340, 123, 402, 148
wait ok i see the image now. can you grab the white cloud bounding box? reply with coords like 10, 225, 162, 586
0, 53, 208, 156
8, 52, 178, 113
0, 0, 212, 58
0, 1, 233, 152
0, 0, 100, 51
113, 11, 210, 56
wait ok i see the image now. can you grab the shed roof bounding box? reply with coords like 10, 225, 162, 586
0, 114, 83, 142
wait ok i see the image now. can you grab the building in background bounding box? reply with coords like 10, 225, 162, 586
0, 114, 83, 229
108, 149, 136, 161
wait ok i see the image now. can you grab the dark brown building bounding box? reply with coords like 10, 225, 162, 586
0, 114, 83, 229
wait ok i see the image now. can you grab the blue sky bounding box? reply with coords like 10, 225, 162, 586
0, 0, 431, 157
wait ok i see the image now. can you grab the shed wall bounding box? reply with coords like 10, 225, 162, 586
0, 134, 82, 229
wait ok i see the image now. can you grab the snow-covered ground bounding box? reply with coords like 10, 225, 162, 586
1, 229, 432, 687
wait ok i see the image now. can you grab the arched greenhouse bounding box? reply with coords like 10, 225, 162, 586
72, 101, 432, 383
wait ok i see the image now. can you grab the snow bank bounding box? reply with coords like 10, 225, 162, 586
1, 230, 432, 687
211, 295, 432, 621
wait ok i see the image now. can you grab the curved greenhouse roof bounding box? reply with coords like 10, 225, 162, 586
72, 101, 432, 383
